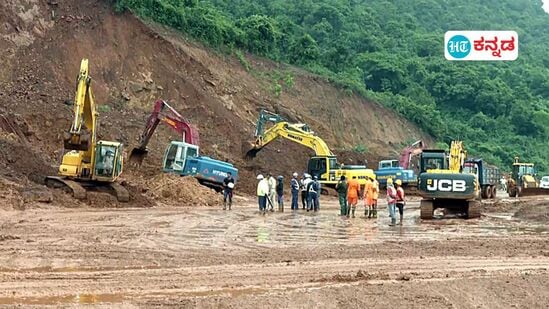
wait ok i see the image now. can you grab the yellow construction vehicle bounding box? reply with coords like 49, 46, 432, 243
246, 110, 375, 188
418, 140, 480, 219
45, 59, 128, 202
507, 157, 549, 197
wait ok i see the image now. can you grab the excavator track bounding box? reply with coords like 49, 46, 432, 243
467, 200, 481, 219
420, 200, 434, 220
45, 176, 130, 202
110, 182, 130, 202
45, 176, 87, 200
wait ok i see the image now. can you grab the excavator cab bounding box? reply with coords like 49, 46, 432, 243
308, 156, 338, 182
93, 141, 124, 182
162, 141, 200, 173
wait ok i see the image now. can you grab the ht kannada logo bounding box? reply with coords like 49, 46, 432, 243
445, 31, 518, 61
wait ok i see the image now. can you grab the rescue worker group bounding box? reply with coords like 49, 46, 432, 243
222, 172, 406, 226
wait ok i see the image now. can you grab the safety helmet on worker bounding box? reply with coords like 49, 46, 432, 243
257, 174, 264, 180
387, 177, 393, 185
395, 179, 402, 186
313, 175, 318, 180
293, 172, 298, 178
277, 175, 284, 180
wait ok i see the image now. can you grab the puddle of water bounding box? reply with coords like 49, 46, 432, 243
0, 293, 125, 305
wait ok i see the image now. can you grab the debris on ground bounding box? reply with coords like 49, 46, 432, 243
135, 174, 220, 207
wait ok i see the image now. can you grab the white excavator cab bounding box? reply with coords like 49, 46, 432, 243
162, 141, 200, 173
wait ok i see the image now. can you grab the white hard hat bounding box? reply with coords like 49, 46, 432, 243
293, 172, 298, 177
257, 174, 264, 180
305, 174, 311, 178
228, 182, 235, 189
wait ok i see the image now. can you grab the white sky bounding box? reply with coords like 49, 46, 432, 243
543, 0, 549, 13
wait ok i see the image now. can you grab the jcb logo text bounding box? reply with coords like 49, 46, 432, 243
427, 179, 466, 192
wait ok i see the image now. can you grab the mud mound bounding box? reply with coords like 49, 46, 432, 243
137, 174, 220, 207
513, 199, 549, 222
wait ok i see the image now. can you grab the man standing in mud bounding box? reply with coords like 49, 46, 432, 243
347, 175, 360, 218
256, 174, 269, 215
290, 172, 300, 210
222, 172, 234, 210
336, 175, 348, 216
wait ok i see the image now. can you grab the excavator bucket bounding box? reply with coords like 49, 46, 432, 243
63, 131, 91, 151
518, 188, 549, 197
129, 147, 148, 166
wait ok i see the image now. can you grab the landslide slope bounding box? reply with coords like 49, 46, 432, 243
0, 0, 430, 206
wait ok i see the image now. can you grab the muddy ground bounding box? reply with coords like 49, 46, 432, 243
0, 192, 548, 308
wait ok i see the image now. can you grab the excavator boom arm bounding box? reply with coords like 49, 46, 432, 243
249, 121, 333, 157
399, 140, 425, 169
130, 99, 199, 165
64, 58, 97, 152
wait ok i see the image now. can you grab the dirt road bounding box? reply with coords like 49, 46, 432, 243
1, 195, 548, 308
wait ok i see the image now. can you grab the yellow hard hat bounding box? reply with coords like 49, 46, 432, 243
395, 179, 402, 186
387, 178, 393, 184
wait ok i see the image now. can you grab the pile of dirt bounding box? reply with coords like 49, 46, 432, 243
513, 199, 549, 222
135, 174, 220, 207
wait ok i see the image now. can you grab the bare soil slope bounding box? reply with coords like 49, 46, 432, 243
0, 0, 431, 207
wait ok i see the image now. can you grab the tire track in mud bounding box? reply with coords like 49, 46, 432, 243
0, 256, 548, 305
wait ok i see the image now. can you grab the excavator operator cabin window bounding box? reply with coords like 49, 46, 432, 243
96, 145, 116, 177
186, 147, 198, 158
165, 144, 178, 169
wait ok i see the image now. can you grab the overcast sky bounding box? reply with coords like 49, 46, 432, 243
543, 0, 549, 13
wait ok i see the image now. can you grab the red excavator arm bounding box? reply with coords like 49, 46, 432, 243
399, 140, 425, 169
129, 99, 199, 165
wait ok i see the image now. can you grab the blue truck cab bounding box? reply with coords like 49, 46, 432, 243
162, 141, 238, 191
374, 159, 417, 188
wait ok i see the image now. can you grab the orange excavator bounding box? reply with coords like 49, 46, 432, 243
129, 99, 199, 165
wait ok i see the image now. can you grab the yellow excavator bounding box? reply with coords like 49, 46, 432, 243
45, 59, 129, 202
246, 110, 375, 188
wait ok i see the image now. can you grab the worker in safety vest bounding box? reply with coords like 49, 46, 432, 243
363, 177, 373, 218
371, 178, 379, 218
346, 175, 360, 218
395, 179, 405, 225
267, 173, 276, 212
256, 174, 269, 215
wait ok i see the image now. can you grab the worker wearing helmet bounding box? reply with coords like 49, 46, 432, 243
371, 177, 379, 218
290, 172, 300, 210
301, 173, 312, 209
335, 175, 348, 216
363, 176, 373, 218
346, 175, 360, 218
256, 174, 269, 215
395, 179, 405, 225
307, 175, 321, 211
267, 173, 276, 212
222, 172, 235, 210
386, 178, 397, 226
276, 175, 284, 212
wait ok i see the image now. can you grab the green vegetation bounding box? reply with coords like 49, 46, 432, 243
115, 0, 549, 173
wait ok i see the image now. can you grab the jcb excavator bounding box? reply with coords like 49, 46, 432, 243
46, 59, 129, 202
418, 140, 480, 219
246, 110, 375, 188
129, 99, 238, 190
507, 157, 549, 197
